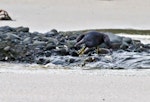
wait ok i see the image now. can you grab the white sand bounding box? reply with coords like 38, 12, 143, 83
0, 71, 150, 102
1, 0, 150, 102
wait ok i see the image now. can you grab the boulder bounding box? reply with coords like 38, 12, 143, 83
0, 10, 12, 20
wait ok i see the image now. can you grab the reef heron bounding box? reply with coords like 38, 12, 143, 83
75, 31, 111, 55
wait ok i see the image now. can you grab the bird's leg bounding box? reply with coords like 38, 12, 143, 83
96, 46, 100, 54
78, 46, 86, 55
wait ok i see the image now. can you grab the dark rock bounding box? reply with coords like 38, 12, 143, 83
58, 38, 66, 45
36, 58, 50, 65
67, 58, 75, 63
53, 48, 69, 56
0, 10, 12, 20
47, 38, 58, 45
23, 37, 32, 44
3, 46, 10, 51
45, 29, 58, 37
0, 26, 14, 32
45, 44, 56, 50
45, 51, 51, 57
144, 44, 150, 49
33, 40, 47, 46
66, 40, 76, 49
5, 33, 20, 40
106, 33, 122, 43
98, 48, 111, 54
51, 29, 58, 34
69, 50, 79, 56
16, 27, 29, 32
123, 37, 132, 44
84, 56, 100, 63
110, 43, 121, 50
67, 35, 77, 40
120, 42, 129, 50
51, 58, 66, 65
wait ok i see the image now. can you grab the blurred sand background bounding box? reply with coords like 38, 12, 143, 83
0, 0, 150, 32
1, 0, 150, 102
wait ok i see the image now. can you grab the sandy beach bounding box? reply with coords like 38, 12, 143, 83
1, 0, 150, 32
1, 0, 150, 102
0, 69, 150, 102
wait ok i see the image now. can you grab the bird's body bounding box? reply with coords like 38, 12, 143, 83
75, 31, 111, 55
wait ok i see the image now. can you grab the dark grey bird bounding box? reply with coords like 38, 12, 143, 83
75, 31, 111, 55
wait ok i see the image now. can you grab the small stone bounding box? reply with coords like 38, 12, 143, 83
67, 58, 75, 63
51, 59, 66, 65
45, 51, 51, 57
36, 58, 50, 65
6, 33, 20, 40
123, 37, 132, 44
33, 40, 47, 46
120, 42, 129, 50
4, 46, 10, 51
98, 48, 111, 54
16, 27, 29, 32
54, 48, 69, 56
69, 50, 79, 56
0, 26, 13, 32
45, 44, 56, 50
23, 37, 32, 44
51, 29, 58, 34
84, 57, 98, 62
45, 29, 58, 37
111, 43, 121, 50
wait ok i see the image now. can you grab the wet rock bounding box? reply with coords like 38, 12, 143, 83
66, 40, 76, 49
111, 43, 121, 50
44, 51, 52, 57
33, 40, 47, 46
84, 56, 100, 63
0, 26, 150, 69
4, 46, 10, 51
16, 27, 29, 32
51, 29, 58, 34
58, 37, 66, 45
45, 29, 58, 37
53, 47, 69, 56
36, 58, 50, 65
32, 40, 46, 50
106, 33, 122, 43
45, 44, 56, 50
120, 42, 129, 50
67, 35, 77, 40
98, 48, 111, 54
144, 44, 150, 49
0, 26, 14, 32
122, 37, 132, 44
23, 37, 32, 44
51, 58, 66, 65
5, 33, 20, 40
69, 50, 79, 56
69, 58, 75, 63
47, 38, 58, 45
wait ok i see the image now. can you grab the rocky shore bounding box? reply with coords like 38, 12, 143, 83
0, 26, 150, 69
